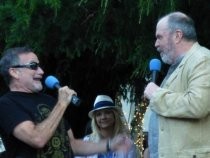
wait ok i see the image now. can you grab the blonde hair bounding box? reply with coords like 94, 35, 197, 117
89, 107, 130, 142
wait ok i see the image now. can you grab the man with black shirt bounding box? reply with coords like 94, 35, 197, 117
0, 46, 131, 158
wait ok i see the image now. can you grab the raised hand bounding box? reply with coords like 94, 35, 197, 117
110, 134, 132, 153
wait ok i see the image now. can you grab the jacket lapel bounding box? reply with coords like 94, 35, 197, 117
162, 42, 200, 88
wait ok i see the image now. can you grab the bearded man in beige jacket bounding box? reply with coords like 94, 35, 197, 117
144, 11, 210, 158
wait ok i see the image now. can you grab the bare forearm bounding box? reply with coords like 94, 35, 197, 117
14, 101, 68, 148
33, 102, 67, 145
30, 86, 74, 147
72, 139, 107, 156
13, 86, 75, 148
69, 132, 132, 156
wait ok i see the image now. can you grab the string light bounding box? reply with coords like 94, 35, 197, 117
115, 93, 149, 157
131, 100, 148, 157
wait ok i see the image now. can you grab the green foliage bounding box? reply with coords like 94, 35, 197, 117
0, 0, 175, 70
0, 0, 61, 51
0, 0, 192, 105
1, 0, 210, 140
1, 0, 206, 99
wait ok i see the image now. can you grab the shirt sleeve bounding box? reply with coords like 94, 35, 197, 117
0, 98, 32, 134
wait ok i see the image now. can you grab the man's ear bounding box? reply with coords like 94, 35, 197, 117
9, 68, 20, 79
174, 29, 183, 43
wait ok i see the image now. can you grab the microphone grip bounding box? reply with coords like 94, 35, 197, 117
54, 83, 61, 89
151, 71, 158, 83
71, 95, 81, 106
54, 83, 81, 106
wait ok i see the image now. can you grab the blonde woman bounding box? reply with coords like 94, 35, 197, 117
76, 95, 137, 158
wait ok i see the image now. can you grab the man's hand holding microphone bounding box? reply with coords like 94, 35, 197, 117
144, 59, 161, 100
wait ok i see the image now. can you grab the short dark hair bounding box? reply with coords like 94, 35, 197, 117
0, 46, 33, 85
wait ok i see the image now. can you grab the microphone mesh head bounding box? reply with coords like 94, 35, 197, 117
45, 75, 59, 89
149, 59, 161, 71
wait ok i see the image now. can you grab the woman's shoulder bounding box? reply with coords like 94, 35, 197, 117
83, 134, 91, 141
83, 134, 98, 142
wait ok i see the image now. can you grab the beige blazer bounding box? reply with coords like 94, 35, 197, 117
150, 42, 210, 158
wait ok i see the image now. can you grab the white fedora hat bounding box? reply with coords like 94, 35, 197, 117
88, 95, 120, 118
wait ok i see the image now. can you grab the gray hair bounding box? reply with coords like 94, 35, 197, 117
164, 12, 197, 41
0, 46, 33, 85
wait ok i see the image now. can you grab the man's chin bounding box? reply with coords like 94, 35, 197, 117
161, 57, 169, 64
34, 84, 43, 92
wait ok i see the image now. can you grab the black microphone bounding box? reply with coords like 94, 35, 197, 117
45, 75, 81, 106
149, 59, 161, 83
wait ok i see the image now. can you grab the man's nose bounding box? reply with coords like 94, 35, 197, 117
155, 40, 159, 48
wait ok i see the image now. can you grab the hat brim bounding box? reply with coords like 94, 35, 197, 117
88, 106, 121, 118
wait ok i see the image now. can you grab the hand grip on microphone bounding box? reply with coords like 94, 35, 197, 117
45, 75, 81, 106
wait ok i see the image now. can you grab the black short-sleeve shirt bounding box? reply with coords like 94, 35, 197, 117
0, 91, 73, 158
